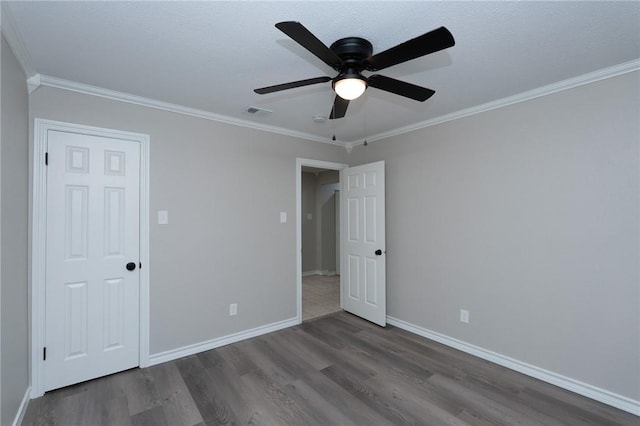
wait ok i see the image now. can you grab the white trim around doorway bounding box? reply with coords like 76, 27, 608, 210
30, 119, 151, 397
295, 158, 348, 324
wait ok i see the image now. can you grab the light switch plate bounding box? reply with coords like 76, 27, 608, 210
460, 309, 470, 323
158, 210, 169, 225
280, 212, 287, 223
306, 213, 313, 220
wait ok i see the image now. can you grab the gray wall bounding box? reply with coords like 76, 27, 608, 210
29, 86, 349, 354
349, 72, 640, 400
317, 170, 338, 185
317, 175, 339, 273
1, 35, 30, 425
301, 172, 318, 272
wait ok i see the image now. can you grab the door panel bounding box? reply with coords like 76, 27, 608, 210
340, 161, 386, 326
45, 130, 140, 391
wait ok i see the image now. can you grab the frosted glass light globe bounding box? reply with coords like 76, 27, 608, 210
334, 78, 366, 100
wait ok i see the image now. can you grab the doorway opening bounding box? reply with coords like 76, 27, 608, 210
296, 159, 348, 323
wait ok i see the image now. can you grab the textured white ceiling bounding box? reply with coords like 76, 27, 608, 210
5, 1, 640, 143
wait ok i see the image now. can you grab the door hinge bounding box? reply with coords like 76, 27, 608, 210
43, 347, 47, 361
45, 152, 48, 165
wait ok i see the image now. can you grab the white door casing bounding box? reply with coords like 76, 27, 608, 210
31, 119, 150, 397
295, 159, 348, 323
340, 161, 386, 326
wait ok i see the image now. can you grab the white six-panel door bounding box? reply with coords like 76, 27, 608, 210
340, 161, 386, 326
45, 130, 140, 391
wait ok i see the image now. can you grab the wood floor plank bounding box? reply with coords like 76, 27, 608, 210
339, 326, 436, 381
234, 338, 300, 386
130, 405, 168, 426
286, 371, 394, 426
264, 328, 333, 371
288, 325, 371, 375
300, 319, 351, 350
176, 355, 239, 425
430, 373, 562, 426
202, 351, 256, 424
56, 391, 132, 426
335, 334, 468, 419
21, 312, 638, 426
146, 362, 204, 426
515, 371, 640, 425
321, 362, 432, 425
517, 386, 635, 426
19, 393, 60, 426
116, 367, 161, 416
239, 370, 317, 425
215, 342, 259, 376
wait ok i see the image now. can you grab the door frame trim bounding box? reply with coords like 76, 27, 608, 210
30, 119, 151, 397
295, 158, 348, 323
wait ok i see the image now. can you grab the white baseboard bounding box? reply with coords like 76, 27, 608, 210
12, 386, 31, 426
148, 317, 298, 366
302, 270, 337, 277
387, 316, 640, 416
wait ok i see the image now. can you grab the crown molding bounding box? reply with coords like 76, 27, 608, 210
27, 73, 41, 94
36, 58, 638, 150
1, 2, 37, 77
363, 58, 640, 146
37, 75, 348, 147
344, 143, 354, 154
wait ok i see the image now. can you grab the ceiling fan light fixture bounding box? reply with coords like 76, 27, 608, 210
333, 77, 366, 100
256, 22, 455, 119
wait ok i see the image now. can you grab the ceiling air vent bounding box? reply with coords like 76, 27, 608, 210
246, 106, 272, 115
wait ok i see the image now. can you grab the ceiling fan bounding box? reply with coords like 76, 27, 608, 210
254, 21, 455, 119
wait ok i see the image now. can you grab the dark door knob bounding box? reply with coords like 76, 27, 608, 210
126, 262, 136, 271
375, 249, 382, 256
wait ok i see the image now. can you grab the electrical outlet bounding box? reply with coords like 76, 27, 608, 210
229, 303, 238, 316
460, 309, 470, 323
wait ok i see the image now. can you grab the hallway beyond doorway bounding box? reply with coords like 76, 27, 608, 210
302, 275, 340, 321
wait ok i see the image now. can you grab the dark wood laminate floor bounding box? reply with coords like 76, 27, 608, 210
22, 312, 638, 426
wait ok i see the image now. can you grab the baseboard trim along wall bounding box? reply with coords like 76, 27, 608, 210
148, 317, 298, 366
387, 316, 640, 416
142, 312, 639, 415
302, 270, 337, 277
11, 387, 31, 426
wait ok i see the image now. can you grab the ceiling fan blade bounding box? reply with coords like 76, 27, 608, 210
330, 95, 349, 119
275, 22, 342, 70
254, 76, 331, 94
368, 75, 435, 101
365, 27, 455, 71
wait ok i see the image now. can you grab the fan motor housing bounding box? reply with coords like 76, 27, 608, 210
330, 37, 373, 63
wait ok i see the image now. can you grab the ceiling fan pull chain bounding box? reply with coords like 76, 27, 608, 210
332, 108, 337, 141
363, 98, 368, 146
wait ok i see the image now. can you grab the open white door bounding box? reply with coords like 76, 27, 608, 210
340, 161, 386, 326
